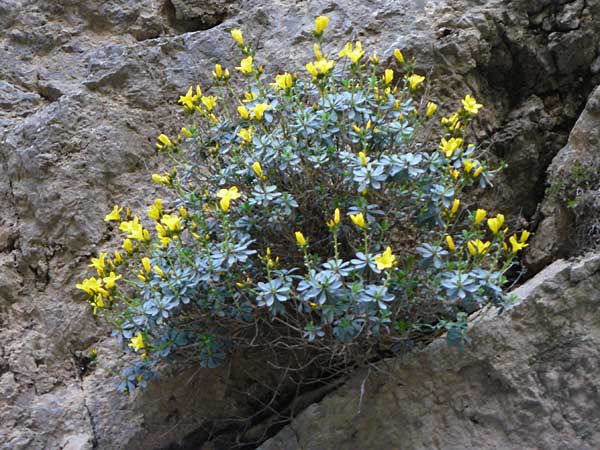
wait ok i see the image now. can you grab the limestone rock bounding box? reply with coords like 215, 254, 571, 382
528, 85, 600, 270
259, 254, 600, 450
1, 0, 600, 448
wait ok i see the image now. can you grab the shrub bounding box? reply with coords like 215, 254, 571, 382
547, 161, 600, 252
77, 16, 529, 392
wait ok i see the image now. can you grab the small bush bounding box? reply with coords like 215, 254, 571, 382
547, 161, 600, 251
77, 17, 529, 392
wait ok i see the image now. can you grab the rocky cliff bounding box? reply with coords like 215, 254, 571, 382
1, 0, 599, 449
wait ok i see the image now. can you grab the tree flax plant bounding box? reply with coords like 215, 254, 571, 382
77, 16, 530, 392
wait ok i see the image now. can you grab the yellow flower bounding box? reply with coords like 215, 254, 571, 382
252, 161, 263, 178
237, 127, 252, 143
461, 95, 483, 115
306, 62, 318, 78
272, 72, 293, 90
103, 271, 122, 290
426, 102, 438, 118
318, 60, 333, 76
178, 86, 194, 111
236, 56, 253, 74
451, 169, 460, 180
446, 235, 456, 251
153, 265, 165, 278
141, 257, 151, 274
370, 52, 380, 64
243, 91, 258, 103
213, 63, 223, 78
119, 216, 145, 241
509, 234, 529, 253
128, 332, 145, 352
156, 223, 167, 237
487, 214, 505, 234
339, 41, 364, 63
148, 199, 163, 221
152, 172, 171, 186
306, 59, 335, 79
315, 15, 330, 34
442, 112, 462, 131
359, 151, 367, 167
327, 208, 341, 229
406, 74, 425, 90
122, 238, 134, 254
474, 208, 487, 225
467, 239, 491, 256
350, 213, 366, 229
295, 231, 307, 247
217, 186, 242, 212
463, 159, 476, 173
88, 253, 107, 276
178, 85, 201, 112
374, 246, 396, 270
212, 64, 229, 80
104, 205, 122, 222
252, 103, 270, 120
157, 133, 173, 148
313, 43, 324, 60
383, 69, 394, 85
520, 230, 531, 243
230, 29, 244, 45
76, 277, 107, 296
201, 95, 217, 111
451, 199, 460, 215
158, 236, 171, 248
91, 294, 105, 314
178, 207, 188, 218
238, 105, 250, 120
473, 166, 483, 177
394, 48, 405, 64
114, 251, 122, 264
439, 137, 463, 158
161, 214, 182, 232
181, 127, 193, 138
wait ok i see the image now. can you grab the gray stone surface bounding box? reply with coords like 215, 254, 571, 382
1, 0, 600, 448
528, 85, 600, 270
260, 253, 600, 450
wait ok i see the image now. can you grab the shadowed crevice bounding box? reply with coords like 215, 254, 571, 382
162, 0, 233, 34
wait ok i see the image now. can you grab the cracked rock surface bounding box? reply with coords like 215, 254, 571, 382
1, 0, 599, 448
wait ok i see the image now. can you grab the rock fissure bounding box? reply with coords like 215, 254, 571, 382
83, 388, 100, 450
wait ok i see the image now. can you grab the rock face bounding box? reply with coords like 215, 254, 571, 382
259, 253, 600, 450
528, 85, 600, 270
1, 0, 600, 448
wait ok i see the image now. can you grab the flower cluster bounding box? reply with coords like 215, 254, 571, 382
77, 17, 529, 392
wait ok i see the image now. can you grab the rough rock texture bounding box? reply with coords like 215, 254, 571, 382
259, 253, 600, 450
528, 85, 600, 270
1, 0, 600, 448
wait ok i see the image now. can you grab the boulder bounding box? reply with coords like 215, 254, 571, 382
260, 254, 600, 450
